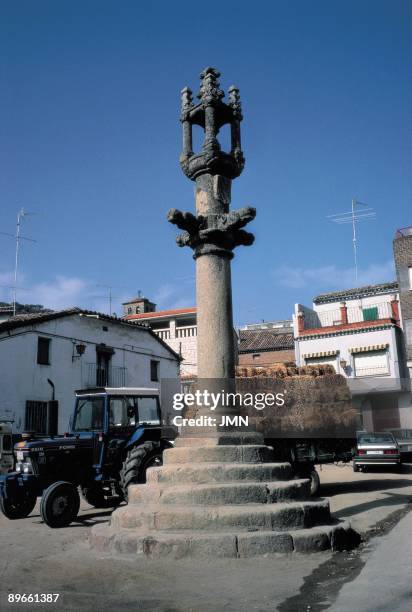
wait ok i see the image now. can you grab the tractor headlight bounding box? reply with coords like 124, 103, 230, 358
17, 458, 33, 474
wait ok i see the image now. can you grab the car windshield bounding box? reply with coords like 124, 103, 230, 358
358, 434, 394, 444
73, 397, 105, 431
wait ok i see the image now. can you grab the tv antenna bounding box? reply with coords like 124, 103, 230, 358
0, 208, 36, 316
94, 284, 127, 316
327, 199, 376, 283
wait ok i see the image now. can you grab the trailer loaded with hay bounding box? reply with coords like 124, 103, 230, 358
235, 364, 360, 494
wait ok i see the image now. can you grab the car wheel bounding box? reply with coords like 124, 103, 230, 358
0, 493, 36, 519
353, 462, 359, 473
40, 481, 80, 528
309, 468, 320, 496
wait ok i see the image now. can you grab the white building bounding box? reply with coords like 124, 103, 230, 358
293, 282, 412, 431
0, 308, 179, 434
123, 296, 197, 377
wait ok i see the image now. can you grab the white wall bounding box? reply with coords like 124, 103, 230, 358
0, 314, 179, 434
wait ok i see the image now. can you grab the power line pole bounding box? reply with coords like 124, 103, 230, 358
327, 199, 376, 284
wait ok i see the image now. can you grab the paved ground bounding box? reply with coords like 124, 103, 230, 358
1, 463, 412, 612
329, 509, 412, 612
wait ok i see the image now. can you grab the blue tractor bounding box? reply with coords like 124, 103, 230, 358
0, 387, 174, 527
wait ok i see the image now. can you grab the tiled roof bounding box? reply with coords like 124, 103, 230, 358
125, 307, 197, 320
0, 308, 180, 359
313, 282, 398, 305
239, 330, 294, 353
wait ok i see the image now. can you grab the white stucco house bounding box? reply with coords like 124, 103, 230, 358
0, 308, 180, 434
293, 282, 412, 431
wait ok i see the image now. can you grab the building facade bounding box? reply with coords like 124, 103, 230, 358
393, 226, 412, 375
123, 296, 197, 376
238, 320, 295, 367
0, 309, 179, 434
293, 282, 411, 431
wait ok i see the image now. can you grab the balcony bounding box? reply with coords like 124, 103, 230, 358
176, 325, 197, 338
155, 329, 171, 340
301, 302, 396, 332
154, 325, 197, 340
84, 363, 127, 388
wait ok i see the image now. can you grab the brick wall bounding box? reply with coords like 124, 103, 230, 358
393, 234, 412, 360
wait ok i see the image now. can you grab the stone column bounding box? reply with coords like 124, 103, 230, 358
168, 67, 254, 433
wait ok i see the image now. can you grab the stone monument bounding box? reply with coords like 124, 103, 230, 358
91, 68, 358, 557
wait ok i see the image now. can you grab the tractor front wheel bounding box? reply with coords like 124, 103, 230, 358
0, 493, 36, 520
119, 441, 163, 502
40, 481, 80, 528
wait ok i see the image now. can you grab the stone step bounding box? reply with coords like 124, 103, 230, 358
163, 444, 274, 465
174, 432, 265, 447
129, 479, 311, 505
90, 520, 360, 558
146, 462, 293, 486
110, 499, 331, 532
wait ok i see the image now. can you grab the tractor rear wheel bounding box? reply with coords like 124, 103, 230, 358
40, 481, 80, 528
119, 441, 163, 502
0, 492, 36, 520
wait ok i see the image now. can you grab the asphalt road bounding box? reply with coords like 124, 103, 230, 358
1, 464, 411, 612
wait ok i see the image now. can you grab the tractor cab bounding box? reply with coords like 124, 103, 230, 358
73, 387, 161, 436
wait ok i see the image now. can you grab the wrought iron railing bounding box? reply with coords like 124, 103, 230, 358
84, 363, 126, 387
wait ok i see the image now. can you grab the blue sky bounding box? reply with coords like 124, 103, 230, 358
1, 1, 411, 326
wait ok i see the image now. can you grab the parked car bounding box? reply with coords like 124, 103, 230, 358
353, 432, 401, 472
386, 429, 412, 461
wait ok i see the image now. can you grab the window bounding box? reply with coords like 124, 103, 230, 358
138, 397, 160, 425
37, 337, 51, 365
305, 356, 337, 371
150, 360, 159, 382
73, 397, 105, 431
26, 400, 48, 434
353, 350, 389, 377
127, 307, 132, 314
362, 307, 378, 322
2, 435, 12, 452
252, 354, 261, 360
109, 397, 136, 428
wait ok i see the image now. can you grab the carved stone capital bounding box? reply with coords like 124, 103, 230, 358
167, 206, 256, 259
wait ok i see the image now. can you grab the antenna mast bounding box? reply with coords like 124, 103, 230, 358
0, 207, 36, 315
328, 199, 376, 283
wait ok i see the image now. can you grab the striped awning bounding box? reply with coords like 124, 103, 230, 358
348, 343, 388, 354
302, 350, 338, 358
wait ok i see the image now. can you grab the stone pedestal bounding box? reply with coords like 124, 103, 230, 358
91, 432, 358, 558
